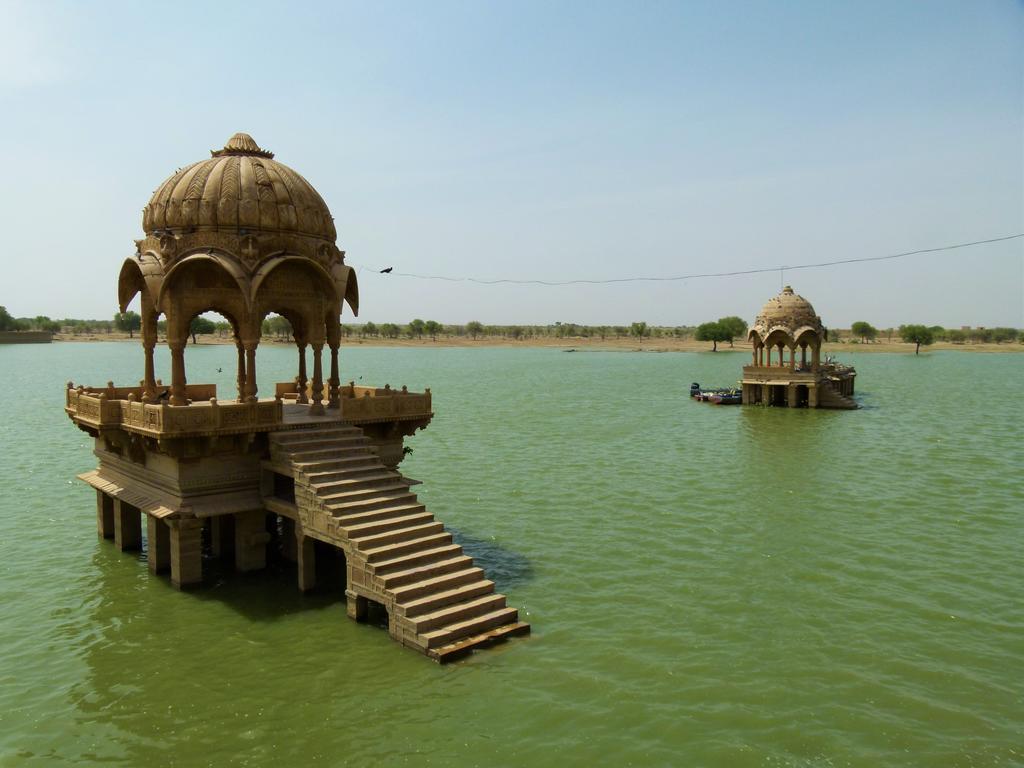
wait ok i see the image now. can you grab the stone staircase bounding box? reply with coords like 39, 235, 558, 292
818, 379, 857, 409
266, 424, 529, 662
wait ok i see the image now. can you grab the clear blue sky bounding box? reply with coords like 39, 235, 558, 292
1, 0, 1021, 328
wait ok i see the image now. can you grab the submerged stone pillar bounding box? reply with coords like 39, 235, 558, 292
96, 490, 114, 539
346, 590, 369, 621
147, 515, 171, 574
168, 518, 203, 588
297, 531, 316, 592
113, 499, 142, 551
787, 384, 798, 408
761, 383, 770, 406
234, 510, 269, 572
809, 385, 819, 408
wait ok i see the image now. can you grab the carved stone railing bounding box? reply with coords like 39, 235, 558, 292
66, 383, 282, 436
274, 381, 433, 423
341, 384, 432, 423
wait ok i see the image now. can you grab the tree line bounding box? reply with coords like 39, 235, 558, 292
3, 306, 1020, 352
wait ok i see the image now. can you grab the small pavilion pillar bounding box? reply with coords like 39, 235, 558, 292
801, 344, 807, 369
328, 344, 340, 408
812, 343, 821, 373
140, 292, 158, 401
235, 338, 247, 402
789, 344, 796, 372
310, 342, 325, 415
766, 346, 771, 366
168, 518, 203, 588
147, 515, 171, 574
752, 344, 758, 367
296, 341, 309, 404
169, 340, 187, 406
244, 341, 258, 402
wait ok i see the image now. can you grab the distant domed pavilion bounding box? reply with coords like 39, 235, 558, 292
740, 286, 856, 408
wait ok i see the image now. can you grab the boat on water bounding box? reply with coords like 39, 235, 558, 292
690, 382, 742, 405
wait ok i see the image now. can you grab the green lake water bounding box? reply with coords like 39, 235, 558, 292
0, 342, 1021, 766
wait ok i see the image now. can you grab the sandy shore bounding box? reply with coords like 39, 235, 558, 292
52, 332, 1022, 354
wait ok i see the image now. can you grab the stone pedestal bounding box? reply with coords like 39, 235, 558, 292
168, 518, 203, 588
147, 515, 171, 574
346, 589, 368, 621
113, 499, 142, 551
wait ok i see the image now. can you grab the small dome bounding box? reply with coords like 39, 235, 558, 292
142, 133, 336, 241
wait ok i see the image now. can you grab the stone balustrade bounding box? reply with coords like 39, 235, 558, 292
66, 383, 282, 436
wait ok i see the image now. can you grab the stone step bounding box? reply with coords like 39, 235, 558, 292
407, 593, 508, 635
274, 436, 375, 453
389, 567, 484, 604
379, 555, 474, 590
327, 491, 420, 515
307, 470, 405, 489
370, 543, 464, 575
363, 532, 455, 564
301, 466, 393, 483
331, 501, 425, 526
397, 579, 495, 617
273, 427, 363, 444
421, 606, 520, 649
292, 457, 381, 473
317, 482, 413, 506
286, 446, 375, 462
342, 510, 433, 539
352, 521, 445, 550
428, 622, 531, 663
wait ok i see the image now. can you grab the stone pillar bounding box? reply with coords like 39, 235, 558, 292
297, 531, 316, 592
113, 499, 142, 551
310, 343, 324, 415
346, 589, 369, 621
96, 490, 114, 539
808, 385, 819, 408
787, 384, 798, 408
789, 345, 796, 372
147, 515, 171, 574
812, 342, 820, 373
234, 510, 269, 572
169, 341, 187, 406
296, 343, 308, 404
141, 293, 158, 402
280, 517, 297, 561
801, 344, 807, 368
244, 343, 258, 402
328, 344, 340, 408
235, 339, 247, 402
777, 343, 785, 367
168, 518, 203, 589
766, 346, 771, 366
761, 383, 770, 405
752, 346, 758, 366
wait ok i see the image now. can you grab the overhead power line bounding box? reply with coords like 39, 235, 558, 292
353, 233, 1023, 287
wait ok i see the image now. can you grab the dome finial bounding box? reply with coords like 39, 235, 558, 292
782, 285, 794, 294
211, 132, 274, 158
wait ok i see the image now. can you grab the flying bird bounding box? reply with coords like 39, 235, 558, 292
380, 267, 393, 273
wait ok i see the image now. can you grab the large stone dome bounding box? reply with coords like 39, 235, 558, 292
142, 132, 336, 241
756, 286, 820, 328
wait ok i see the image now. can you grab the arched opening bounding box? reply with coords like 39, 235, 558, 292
182, 310, 245, 402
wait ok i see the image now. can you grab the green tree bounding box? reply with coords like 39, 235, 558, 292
630, 322, 648, 344
850, 321, 878, 343
424, 320, 442, 340
717, 316, 747, 347
362, 321, 378, 338
0, 306, 25, 331
114, 311, 142, 339
408, 318, 425, 339
899, 324, 934, 355
696, 321, 731, 352
189, 316, 216, 344
380, 323, 401, 339
466, 320, 484, 339
990, 327, 1018, 343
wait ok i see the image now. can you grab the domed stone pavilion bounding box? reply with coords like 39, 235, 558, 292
740, 286, 856, 408
66, 134, 529, 661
